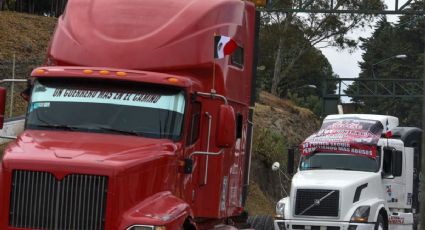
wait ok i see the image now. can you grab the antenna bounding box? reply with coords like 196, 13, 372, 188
271, 162, 291, 197
386, 119, 389, 147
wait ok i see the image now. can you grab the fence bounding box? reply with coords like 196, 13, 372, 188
0, 57, 40, 118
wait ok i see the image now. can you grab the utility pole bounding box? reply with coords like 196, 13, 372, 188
421, 22, 425, 228
9, 53, 15, 118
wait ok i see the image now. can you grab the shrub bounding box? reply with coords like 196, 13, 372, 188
252, 128, 287, 167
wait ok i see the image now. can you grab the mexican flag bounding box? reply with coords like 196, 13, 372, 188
214, 35, 237, 59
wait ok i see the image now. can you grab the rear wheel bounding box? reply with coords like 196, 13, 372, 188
375, 214, 386, 230
412, 214, 419, 230
247, 215, 274, 230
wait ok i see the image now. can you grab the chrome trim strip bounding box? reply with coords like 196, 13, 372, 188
126, 225, 155, 230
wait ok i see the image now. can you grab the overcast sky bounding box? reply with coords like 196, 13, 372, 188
319, 13, 400, 102
321, 29, 369, 79
321, 14, 399, 79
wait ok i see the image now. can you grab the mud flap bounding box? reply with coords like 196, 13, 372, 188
389, 212, 414, 229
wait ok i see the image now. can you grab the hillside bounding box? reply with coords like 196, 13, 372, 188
0, 11, 56, 62
245, 92, 319, 214
0, 11, 57, 117
0, 12, 321, 216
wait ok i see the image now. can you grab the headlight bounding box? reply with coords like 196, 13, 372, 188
350, 206, 370, 223
127, 226, 166, 230
276, 201, 285, 218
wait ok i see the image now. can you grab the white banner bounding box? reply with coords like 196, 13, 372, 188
31, 86, 185, 114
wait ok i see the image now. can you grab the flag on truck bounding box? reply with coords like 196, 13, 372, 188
214, 35, 237, 59
300, 118, 384, 158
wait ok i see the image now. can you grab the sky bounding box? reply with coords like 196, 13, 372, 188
321, 29, 370, 79
321, 15, 399, 79
319, 13, 400, 102
320, 0, 411, 80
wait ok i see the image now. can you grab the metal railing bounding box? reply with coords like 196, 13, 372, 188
0, 57, 38, 118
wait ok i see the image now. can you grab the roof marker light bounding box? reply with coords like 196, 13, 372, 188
167, 77, 179, 83
116, 71, 127, 77
83, 69, 94, 74
99, 70, 110, 75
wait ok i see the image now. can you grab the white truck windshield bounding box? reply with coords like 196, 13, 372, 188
300, 152, 380, 172
26, 78, 186, 140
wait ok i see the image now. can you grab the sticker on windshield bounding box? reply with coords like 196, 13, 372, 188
29, 102, 51, 112
31, 86, 185, 114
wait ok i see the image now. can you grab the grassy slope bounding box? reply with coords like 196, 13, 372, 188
0, 12, 57, 159
245, 92, 320, 215
255, 91, 320, 146
0, 11, 56, 61
0, 11, 56, 117
0, 12, 321, 217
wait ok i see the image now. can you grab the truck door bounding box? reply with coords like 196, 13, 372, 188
183, 96, 243, 218
184, 99, 233, 218
182, 101, 202, 203
382, 147, 407, 209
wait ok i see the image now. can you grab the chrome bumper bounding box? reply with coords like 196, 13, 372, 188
274, 219, 375, 230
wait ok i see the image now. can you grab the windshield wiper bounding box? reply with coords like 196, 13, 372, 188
303, 166, 322, 169
335, 167, 355, 171
35, 124, 82, 131
94, 126, 144, 137
34, 123, 143, 137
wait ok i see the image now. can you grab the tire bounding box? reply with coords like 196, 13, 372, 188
412, 213, 421, 230
375, 214, 386, 230
182, 219, 196, 230
247, 215, 274, 230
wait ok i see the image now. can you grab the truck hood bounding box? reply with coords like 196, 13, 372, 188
2, 130, 180, 177
290, 170, 385, 221
292, 170, 378, 189
1, 130, 183, 226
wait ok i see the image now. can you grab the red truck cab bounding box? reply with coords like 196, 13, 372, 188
0, 0, 257, 229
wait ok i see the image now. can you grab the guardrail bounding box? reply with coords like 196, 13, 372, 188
0, 116, 25, 145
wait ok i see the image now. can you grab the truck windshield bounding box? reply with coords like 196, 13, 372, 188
26, 78, 186, 140
300, 153, 380, 172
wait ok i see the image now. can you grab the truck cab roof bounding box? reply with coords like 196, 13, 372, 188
325, 114, 399, 131
48, 0, 246, 71
31, 66, 196, 89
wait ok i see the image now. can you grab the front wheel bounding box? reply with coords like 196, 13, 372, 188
247, 215, 274, 230
375, 214, 386, 230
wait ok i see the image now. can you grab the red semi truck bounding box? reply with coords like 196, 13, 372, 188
0, 0, 266, 229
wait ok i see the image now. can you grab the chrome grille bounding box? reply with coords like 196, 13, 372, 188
295, 189, 339, 217
9, 170, 108, 230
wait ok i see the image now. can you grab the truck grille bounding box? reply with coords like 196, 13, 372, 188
9, 170, 108, 230
295, 189, 339, 217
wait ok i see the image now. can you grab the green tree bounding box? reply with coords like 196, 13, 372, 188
260, 0, 384, 97
347, 12, 424, 126
257, 19, 338, 113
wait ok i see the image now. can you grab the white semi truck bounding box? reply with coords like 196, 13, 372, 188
274, 114, 421, 230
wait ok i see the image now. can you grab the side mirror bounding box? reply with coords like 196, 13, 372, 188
392, 150, 403, 177
20, 87, 31, 101
0, 87, 6, 129
272, 162, 280, 171
216, 105, 236, 148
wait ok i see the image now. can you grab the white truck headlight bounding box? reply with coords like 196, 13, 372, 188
276, 201, 285, 218
350, 206, 370, 223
